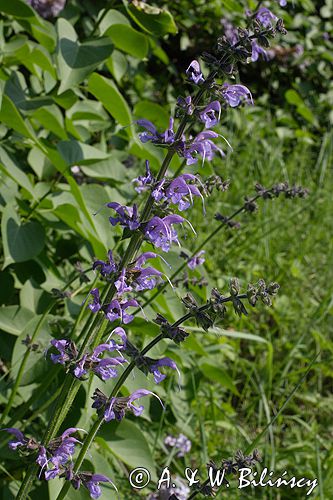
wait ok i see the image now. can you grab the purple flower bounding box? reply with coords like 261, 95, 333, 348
49, 339, 76, 365
36, 446, 48, 470
165, 433, 192, 457
73, 355, 88, 378
148, 357, 178, 384
133, 160, 154, 193
256, 7, 277, 27
144, 215, 184, 252
73, 343, 126, 381
97, 389, 163, 422
221, 83, 253, 108
84, 474, 114, 499
107, 202, 140, 231
221, 19, 239, 45
26, 0, 66, 18
186, 60, 205, 84
184, 131, 225, 165
3, 428, 28, 450
115, 268, 133, 295
165, 174, 203, 211
88, 288, 102, 313
199, 101, 221, 128
279, 0, 287, 6
105, 298, 139, 324
136, 118, 175, 145
93, 357, 126, 381
93, 250, 117, 277
187, 250, 205, 269
251, 41, 269, 62
107, 326, 128, 351
177, 95, 193, 115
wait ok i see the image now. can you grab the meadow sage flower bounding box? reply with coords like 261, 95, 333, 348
256, 7, 277, 28
186, 60, 205, 84
184, 131, 225, 165
137, 118, 175, 144
199, 100, 221, 128
222, 83, 253, 107
93, 250, 117, 276
133, 160, 154, 193
104, 298, 139, 324
144, 215, 184, 252
187, 250, 206, 269
164, 433, 192, 457
107, 202, 140, 231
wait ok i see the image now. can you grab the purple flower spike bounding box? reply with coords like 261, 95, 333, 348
133, 160, 154, 193
107, 202, 140, 231
188, 250, 206, 269
88, 288, 102, 313
256, 7, 277, 27
93, 250, 117, 277
186, 60, 205, 84
149, 357, 178, 384
144, 215, 184, 252
199, 100, 221, 128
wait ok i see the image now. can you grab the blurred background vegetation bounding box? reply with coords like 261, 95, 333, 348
0, 0, 332, 498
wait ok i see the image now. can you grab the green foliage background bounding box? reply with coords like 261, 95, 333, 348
0, 0, 332, 498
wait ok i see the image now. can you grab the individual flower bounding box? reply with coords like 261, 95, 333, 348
104, 298, 139, 324
251, 41, 270, 62
221, 19, 239, 45
146, 357, 179, 384
49, 339, 77, 365
26, 0, 66, 18
183, 131, 225, 165
133, 160, 154, 193
92, 388, 163, 422
3, 428, 33, 451
144, 215, 185, 252
279, 0, 287, 6
186, 60, 205, 84
93, 250, 117, 277
66, 469, 116, 499
164, 433, 192, 457
107, 202, 140, 231
177, 95, 194, 115
221, 83, 253, 108
199, 101, 221, 128
165, 174, 204, 211
187, 250, 205, 269
256, 7, 277, 28
136, 118, 175, 144
88, 288, 102, 313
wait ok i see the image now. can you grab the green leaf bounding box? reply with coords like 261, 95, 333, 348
134, 100, 169, 129
0, 146, 37, 200
285, 89, 303, 107
199, 362, 240, 395
32, 105, 67, 140
99, 420, 157, 481
0, 305, 34, 336
87, 73, 132, 130
1, 205, 45, 267
127, 2, 177, 36
56, 19, 113, 94
0, 94, 36, 140
57, 140, 108, 165
106, 24, 148, 59
0, 0, 38, 19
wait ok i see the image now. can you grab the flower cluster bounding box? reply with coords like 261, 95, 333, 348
92, 388, 163, 422
164, 433, 192, 457
26, 0, 66, 18
49, 328, 127, 381
3, 428, 113, 498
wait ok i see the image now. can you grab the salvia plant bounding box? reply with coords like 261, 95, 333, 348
0, 1, 312, 499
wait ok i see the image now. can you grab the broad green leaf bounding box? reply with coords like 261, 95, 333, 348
32, 105, 67, 139
1, 204, 45, 267
57, 140, 109, 165
87, 73, 132, 130
0, 94, 36, 140
285, 89, 303, 106
127, 2, 177, 36
106, 50, 128, 82
56, 19, 113, 93
106, 24, 148, 59
99, 419, 157, 481
99, 8, 130, 33
0, 305, 34, 336
0, 146, 37, 199
134, 100, 169, 129
0, 0, 38, 19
